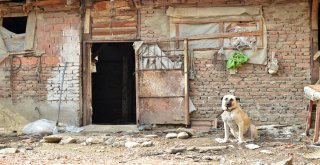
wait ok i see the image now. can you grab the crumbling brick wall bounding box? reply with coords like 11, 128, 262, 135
140, 0, 311, 125
0, 11, 81, 127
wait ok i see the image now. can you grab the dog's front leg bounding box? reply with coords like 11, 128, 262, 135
237, 122, 245, 144
223, 122, 230, 143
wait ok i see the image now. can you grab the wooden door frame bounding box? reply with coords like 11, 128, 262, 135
82, 40, 137, 126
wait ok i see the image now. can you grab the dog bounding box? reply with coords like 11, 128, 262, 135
221, 94, 257, 144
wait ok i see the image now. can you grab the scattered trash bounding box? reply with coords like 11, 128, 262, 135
245, 144, 260, 150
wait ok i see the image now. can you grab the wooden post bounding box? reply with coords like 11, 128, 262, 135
311, 0, 319, 84
306, 100, 314, 136
313, 100, 320, 143
184, 39, 190, 126
135, 49, 140, 125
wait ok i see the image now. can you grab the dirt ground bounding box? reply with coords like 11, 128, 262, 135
0, 125, 320, 165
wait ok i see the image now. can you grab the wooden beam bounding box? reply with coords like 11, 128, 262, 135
187, 31, 261, 41
312, 0, 318, 30
311, 30, 319, 84
24, 11, 36, 50
84, 8, 91, 34
313, 100, 320, 143
174, 18, 259, 24
305, 100, 314, 136
30, 0, 66, 6
184, 39, 190, 126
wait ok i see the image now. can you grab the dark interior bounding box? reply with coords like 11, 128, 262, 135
2, 16, 27, 34
91, 43, 136, 124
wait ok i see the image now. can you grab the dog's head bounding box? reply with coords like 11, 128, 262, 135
221, 95, 240, 111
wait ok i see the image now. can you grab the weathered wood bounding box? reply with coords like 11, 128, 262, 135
92, 28, 137, 36
24, 11, 36, 50
311, 30, 319, 84
82, 43, 92, 125
174, 18, 259, 24
313, 101, 320, 143
312, 0, 318, 30
175, 24, 179, 49
187, 31, 261, 41
30, 0, 66, 6
84, 8, 91, 34
92, 21, 137, 28
258, 17, 263, 47
135, 49, 140, 124
306, 100, 314, 136
184, 39, 189, 126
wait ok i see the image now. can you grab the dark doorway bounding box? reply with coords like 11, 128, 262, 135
91, 43, 136, 124
3, 16, 27, 34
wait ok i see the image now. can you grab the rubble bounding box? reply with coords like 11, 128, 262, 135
125, 141, 140, 148
271, 157, 293, 165
165, 133, 178, 139
141, 141, 153, 147
177, 132, 190, 139
43, 135, 62, 143
245, 144, 260, 150
0, 148, 17, 154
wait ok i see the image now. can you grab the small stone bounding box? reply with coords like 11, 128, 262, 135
215, 138, 225, 143
245, 144, 260, 150
141, 141, 153, 147
187, 146, 196, 151
86, 137, 104, 144
104, 138, 115, 145
166, 147, 186, 154
138, 124, 152, 131
202, 156, 221, 161
177, 132, 190, 139
145, 135, 158, 138
177, 128, 195, 136
260, 150, 273, 155
166, 133, 178, 139
272, 157, 293, 165
0, 148, 17, 154
43, 135, 62, 143
125, 141, 140, 148
60, 137, 77, 144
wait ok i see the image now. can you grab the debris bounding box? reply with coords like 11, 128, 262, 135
215, 138, 226, 143
166, 147, 186, 154
260, 149, 273, 155
125, 141, 140, 148
144, 135, 158, 138
202, 155, 221, 161
245, 144, 260, 150
104, 138, 115, 145
177, 128, 195, 136
304, 149, 320, 159
177, 132, 190, 139
138, 124, 153, 131
187, 146, 196, 151
166, 133, 178, 139
197, 146, 228, 153
0, 148, 17, 154
43, 135, 62, 143
271, 157, 293, 165
141, 141, 153, 147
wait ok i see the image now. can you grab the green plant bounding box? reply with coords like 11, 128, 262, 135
227, 51, 248, 70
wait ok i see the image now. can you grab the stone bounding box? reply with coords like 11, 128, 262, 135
43, 135, 62, 143
60, 137, 77, 144
177, 128, 196, 136
125, 141, 140, 148
187, 146, 196, 151
177, 132, 190, 139
197, 146, 227, 153
104, 138, 115, 145
215, 138, 225, 143
260, 149, 273, 155
86, 137, 104, 144
141, 141, 153, 147
272, 157, 293, 165
138, 124, 153, 131
166, 147, 186, 154
112, 142, 124, 148
202, 156, 221, 161
245, 144, 260, 150
166, 133, 178, 139
145, 135, 158, 138
0, 148, 17, 154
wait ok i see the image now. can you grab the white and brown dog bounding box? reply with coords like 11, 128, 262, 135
221, 95, 257, 144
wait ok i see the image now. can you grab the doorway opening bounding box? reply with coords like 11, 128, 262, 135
91, 42, 136, 124
2, 16, 27, 34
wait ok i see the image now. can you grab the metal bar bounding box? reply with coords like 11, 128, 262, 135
184, 39, 189, 126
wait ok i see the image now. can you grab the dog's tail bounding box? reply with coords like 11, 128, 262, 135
250, 124, 258, 140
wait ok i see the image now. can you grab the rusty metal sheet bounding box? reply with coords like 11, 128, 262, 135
139, 70, 184, 97
139, 98, 185, 124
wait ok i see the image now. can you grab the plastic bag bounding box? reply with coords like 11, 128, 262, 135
23, 119, 56, 136
227, 51, 248, 70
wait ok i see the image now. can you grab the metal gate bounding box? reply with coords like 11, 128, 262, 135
135, 40, 189, 125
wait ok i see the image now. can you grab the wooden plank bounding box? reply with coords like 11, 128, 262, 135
92, 28, 137, 36
258, 17, 263, 47
187, 31, 261, 41
175, 24, 179, 49
135, 49, 140, 124
24, 11, 36, 50
174, 18, 259, 24
312, 0, 318, 30
30, 0, 66, 6
92, 21, 137, 28
184, 39, 189, 126
84, 8, 91, 34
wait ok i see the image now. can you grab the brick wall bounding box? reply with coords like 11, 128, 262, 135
0, 11, 81, 127
140, 0, 311, 125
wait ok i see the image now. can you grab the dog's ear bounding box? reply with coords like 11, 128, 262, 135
236, 97, 240, 102
221, 97, 224, 101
